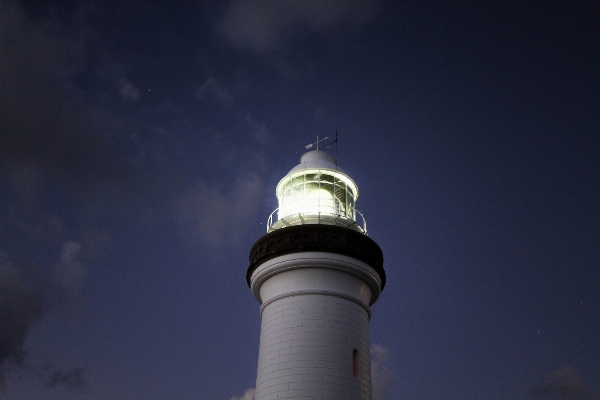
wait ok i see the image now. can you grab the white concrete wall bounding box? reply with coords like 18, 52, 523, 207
259, 268, 372, 310
255, 293, 372, 400
250, 252, 383, 307
250, 252, 382, 400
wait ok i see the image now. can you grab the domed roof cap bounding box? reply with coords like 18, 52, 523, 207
288, 150, 345, 174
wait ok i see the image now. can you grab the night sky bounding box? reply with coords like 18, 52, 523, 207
0, 1, 599, 399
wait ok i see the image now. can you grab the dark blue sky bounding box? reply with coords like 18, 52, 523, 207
0, 1, 598, 399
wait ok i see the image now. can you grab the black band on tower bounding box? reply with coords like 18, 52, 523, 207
247, 225, 385, 289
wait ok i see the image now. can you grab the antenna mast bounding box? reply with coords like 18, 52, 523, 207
335, 130, 338, 161
305, 132, 339, 160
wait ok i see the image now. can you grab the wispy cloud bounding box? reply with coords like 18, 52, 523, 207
44, 367, 85, 389
0, 252, 44, 384
244, 113, 271, 145
53, 241, 87, 304
532, 367, 600, 400
119, 79, 140, 101
173, 173, 264, 248
371, 344, 395, 400
0, 244, 86, 387
196, 76, 234, 105
0, 2, 139, 196
217, 0, 380, 53
230, 388, 255, 400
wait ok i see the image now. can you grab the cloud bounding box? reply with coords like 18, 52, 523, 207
53, 241, 87, 303
371, 344, 395, 400
244, 113, 270, 145
196, 76, 233, 105
0, 252, 44, 383
0, 244, 86, 387
217, 0, 380, 53
119, 79, 140, 101
230, 388, 255, 400
173, 173, 263, 248
44, 367, 85, 389
532, 367, 600, 400
0, 2, 141, 196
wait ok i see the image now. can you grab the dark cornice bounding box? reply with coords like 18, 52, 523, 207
247, 225, 385, 289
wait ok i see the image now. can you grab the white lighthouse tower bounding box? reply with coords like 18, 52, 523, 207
247, 148, 385, 400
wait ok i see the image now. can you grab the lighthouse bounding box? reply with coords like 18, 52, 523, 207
247, 147, 385, 400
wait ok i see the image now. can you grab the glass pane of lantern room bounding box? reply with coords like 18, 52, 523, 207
347, 188, 355, 219
319, 178, 335, 215
334, 180, 347, 216
290, 175, 304, 202
304, 174, 334, 215
279, 176, 295, 218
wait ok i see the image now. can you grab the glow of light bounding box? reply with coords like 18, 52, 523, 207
281, 188, 335, 217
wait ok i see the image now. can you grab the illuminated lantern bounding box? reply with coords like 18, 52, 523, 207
268, 150, 366, 233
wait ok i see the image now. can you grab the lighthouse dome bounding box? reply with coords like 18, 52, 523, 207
287, 150, 345, 174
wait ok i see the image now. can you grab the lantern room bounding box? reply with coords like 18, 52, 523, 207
267, 150, 366, 233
